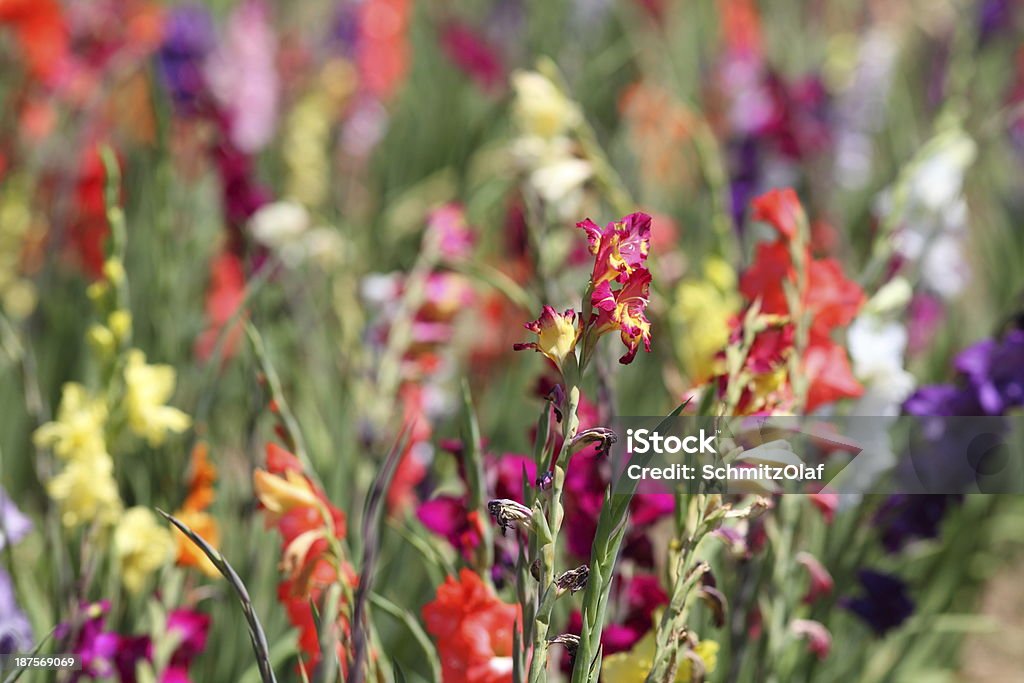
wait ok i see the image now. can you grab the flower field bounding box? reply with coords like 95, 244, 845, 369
2, 1, 1024, 681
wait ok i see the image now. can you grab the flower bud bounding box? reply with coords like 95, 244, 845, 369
791, 619, 832, 660
796, 552, 834, 604
103, 258, 126, 285
87, 281, 109, 303
108, 309, 132, 342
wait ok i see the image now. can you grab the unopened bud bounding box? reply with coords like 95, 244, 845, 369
487, 499, 532, 536
103, 258, 125, 285
108, 309, 132, 342
87, 325, 115, 356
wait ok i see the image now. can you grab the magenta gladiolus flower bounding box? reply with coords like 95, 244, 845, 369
440, 22, 504, 91
577, 212, 652, 286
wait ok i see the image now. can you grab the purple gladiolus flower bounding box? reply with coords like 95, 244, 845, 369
874, 494, 962, 552
1, 487, 31, 550
0, 489, 33, 655
0, 569, 33, 655
157, 5, 216, 112
978, 0, 1013, 44
903, 384, 984, 417
954, 330, 1024, 415
843, 570, 915, 635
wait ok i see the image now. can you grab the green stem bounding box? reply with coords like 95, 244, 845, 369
528, 384, 580, 682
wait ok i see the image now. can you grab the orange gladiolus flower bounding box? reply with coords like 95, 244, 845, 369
173, 443, 220, 577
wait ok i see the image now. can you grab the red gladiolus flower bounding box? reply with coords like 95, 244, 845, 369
423, 569, 520, 683
740, 246, 864, 342
804, 259, 865, 339
751, 187, 802, 239
255, 443, 354, 676
738, 240, 792, 315
726, 189, 865, 413
803, 340, 863, 413
0, 0, 68, 82
194, 250, 246, 361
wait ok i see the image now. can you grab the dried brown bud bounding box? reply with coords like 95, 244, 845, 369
530, 558, 542, 582
555, 565, 590, 595
568, 427, 617, 457
547, 634, 580, 659
698, 585, 728, 628
487, 498, 532, 536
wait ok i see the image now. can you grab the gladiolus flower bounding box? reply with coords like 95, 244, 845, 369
423, 568, 520, 683
417, 496, 484, 559
123, 350, 192, 446
577, 212, 652, 286
592, 267, 654, 364
751, 187, 803, 239
114, 507, 175, 594
602, 631, 718, 682
514, 306, 579, 370
32, 383, 108, 460
842, 570, 915, 635
253, 468, 322, 516
0, 0, 68, 82
511, 71, 581, 139
174, 443, 220, 577
46, 455, 122, 528
803, 341, 863, 413
257, 442, 353, 675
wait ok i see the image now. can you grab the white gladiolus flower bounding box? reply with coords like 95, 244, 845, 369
249, 201, 310, 249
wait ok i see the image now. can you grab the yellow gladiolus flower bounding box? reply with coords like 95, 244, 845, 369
672, 258, 740, 382
123, 350, 191, 446
114, 507, 175, 594
601, 632, 719, 683
513, 306, 579, 372
511, 71, 581, 139
33, 383, 109, 460
46, 454, 123, 528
